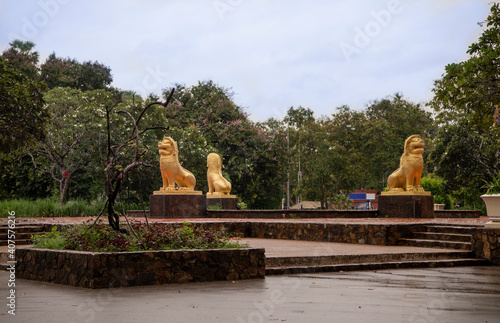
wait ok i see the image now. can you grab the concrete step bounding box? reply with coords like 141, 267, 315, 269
398, 238, 471, 250
0, 225, 46, 234
0, 232, 45, 240
0, 225, 47, 248
266, 258, 491, 275
424, 225, 479, 234
267, 251, 475, 267
413, 232, 471, 243
0, 239, 33, 246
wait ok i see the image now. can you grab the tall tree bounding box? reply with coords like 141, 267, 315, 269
101, 91, 173, 231
429, 3, 500, 207
283, 106, 316, 205
26, 87, 110, 206
364, 94, 434, 190
1, 40, 39, 79
40, 53, 112, 91
431, 3, 500, 130
329, 105, 371, 191
0, 58, 47, 154
164, 81, 285, 208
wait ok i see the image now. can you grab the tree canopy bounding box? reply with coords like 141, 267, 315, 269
429, 3, 500, 207
0, 58, 47, 154
40, 53, 113, 91
3, 3, 500, 216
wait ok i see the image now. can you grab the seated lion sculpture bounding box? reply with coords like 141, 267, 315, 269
387, 135, 426, 192
206, 153, 232, 196
158, 137, 196, 191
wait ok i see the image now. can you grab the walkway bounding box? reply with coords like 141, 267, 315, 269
238, 238, 461, 258
1, 266, 499, 322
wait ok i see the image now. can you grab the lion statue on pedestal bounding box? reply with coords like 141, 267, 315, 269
206, 153, 232, 196
158, 137, 196, 191
387, 135, 425, 192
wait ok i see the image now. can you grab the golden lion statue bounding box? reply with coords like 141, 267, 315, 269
158, 137, 196, 191
207, 153, 232, 196
387, 135, 426, 192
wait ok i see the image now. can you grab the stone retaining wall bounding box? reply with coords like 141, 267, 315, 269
127, 209, 481, 219
175, 222, 419, 246
126, 210, 150, 217
206, 210, 379, 219
434, 210, 481, 218
472, 228, 500, 265
127, 209, 379, 218
16, 247, 265, 289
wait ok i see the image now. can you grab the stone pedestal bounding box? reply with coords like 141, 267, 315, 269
206, 196, 238, 210
150, 194, 207, 218
378, 193, 434, 218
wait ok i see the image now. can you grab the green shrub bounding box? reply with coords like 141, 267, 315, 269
237, 201, 248, 210
31, 226, 66, 250
207, 203, 222, 210
32, 220, 248, 252
420, 175, 453, 209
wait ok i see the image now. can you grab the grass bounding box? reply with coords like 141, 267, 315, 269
0, 197, 106, 218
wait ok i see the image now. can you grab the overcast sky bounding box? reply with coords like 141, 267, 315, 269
0, 0, 493, 121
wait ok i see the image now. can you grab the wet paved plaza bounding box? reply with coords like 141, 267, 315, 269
1, 266, 499, 323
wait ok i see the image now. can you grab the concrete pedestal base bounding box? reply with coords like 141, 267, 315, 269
484, 220, 500, 228
206, 197, 238, 210
150, 194, 207, 218
378, 194, 434, 218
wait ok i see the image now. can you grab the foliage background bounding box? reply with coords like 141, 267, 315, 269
1, 4, 500, 213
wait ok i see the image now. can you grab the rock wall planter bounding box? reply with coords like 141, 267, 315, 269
16, 247, 265, 289
472, 228, 500, 265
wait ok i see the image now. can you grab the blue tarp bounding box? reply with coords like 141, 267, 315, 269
349, 193, 366, 200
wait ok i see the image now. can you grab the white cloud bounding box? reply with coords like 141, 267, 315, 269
0, 0, 493, 121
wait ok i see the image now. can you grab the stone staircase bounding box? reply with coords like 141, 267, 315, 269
0, 223, 47, 246
397, 224, 481, 250
265, 250, 490, 275
0, 223, 47, 270
266, 224, 490, 275
1, 223, 491, 275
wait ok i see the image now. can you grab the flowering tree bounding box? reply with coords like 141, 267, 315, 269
0, 58, 47, 154
164, 81, 285, 208
26, 87, 110, 206
1, 40, 39, 79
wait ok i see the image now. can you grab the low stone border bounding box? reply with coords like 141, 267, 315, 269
16, 247, 265, 289
434, 210, 481, 218
207, 209, 379, 219
127, 209, 481, 219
